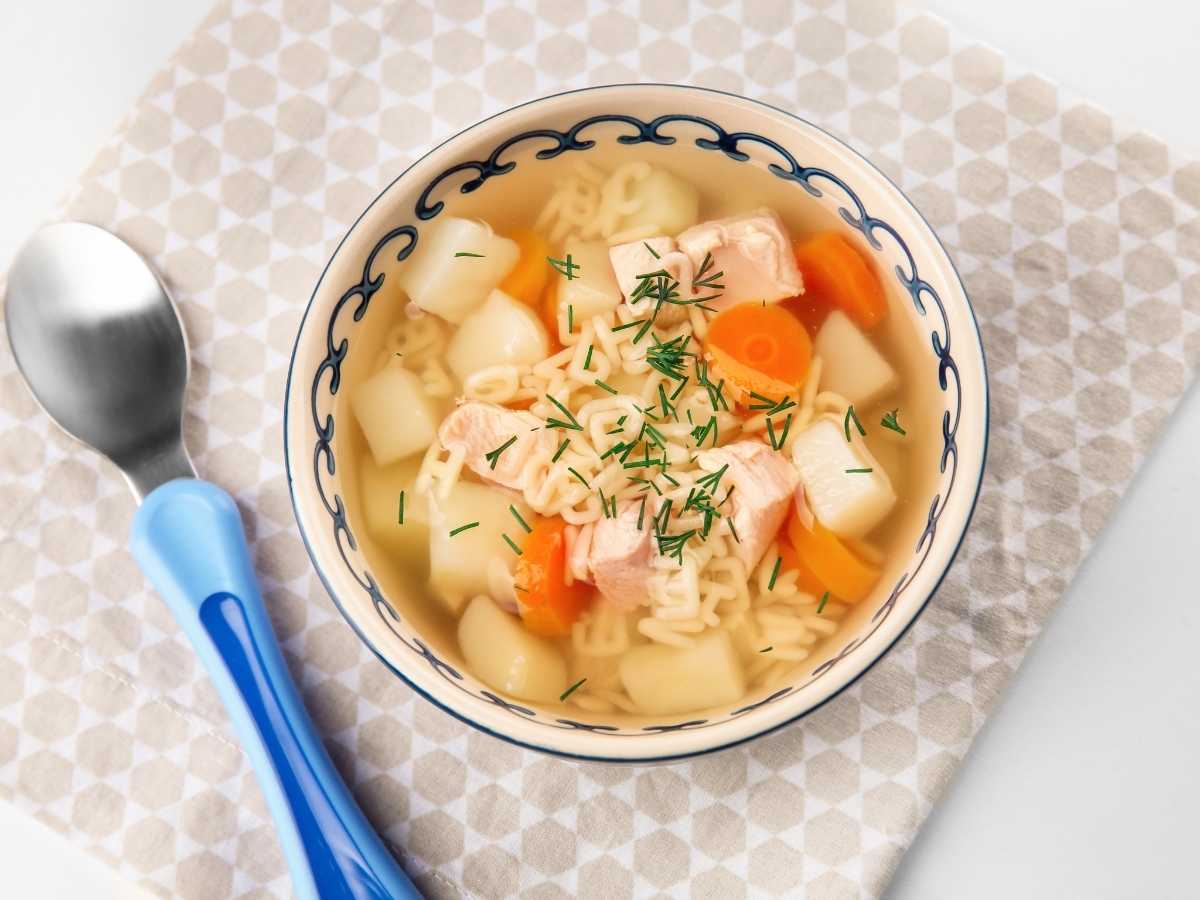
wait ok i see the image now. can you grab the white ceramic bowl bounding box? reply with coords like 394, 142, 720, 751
284, 84, 988, 763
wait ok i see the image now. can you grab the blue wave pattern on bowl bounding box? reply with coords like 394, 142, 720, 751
307, 113, 962, 736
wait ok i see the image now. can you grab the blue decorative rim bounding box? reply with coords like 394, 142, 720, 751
284, 85, 989, 764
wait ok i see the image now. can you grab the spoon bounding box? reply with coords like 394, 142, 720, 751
5, 222, 421, 900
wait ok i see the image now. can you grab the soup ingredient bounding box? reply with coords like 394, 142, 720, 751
814, 310, 898, 407
553, 239, 622, 334
430, 481, 532, 613
538, 281, 563, 353
791, 418, 896, 538
445, 289, 550, 381
399, 217, 519, 323
458, 595, 568, 703
704, 302, 812, 402
609, 236, 675, 303
352, 366, 440, 465
676, 209, 802, 309
793, 232, 887, 330
589, 501, 654, 610
617, 166, 700, 236
618, 630, 746, 715
438, 402, 544, 491
699, 440, 799, 572
786, 513, 879, 602
777, 530, 828, 597
498, 228, 551, 306
515, 516, 594, 637
880, 408, 906, 436
359, 456, 430, 573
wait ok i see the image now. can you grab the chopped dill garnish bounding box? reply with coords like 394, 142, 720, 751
551, 438, 570, 462
691, 414, 719, 448
394, 352, 403, 358
599, 440, 629, 461
728, 519, 741, 543
643, 241, 661, 259
559, 677, 587, 702
544, 394, 582, 431
484, 434, 518, 470
670, 378, 689, 401
598, 488, 618, 518
881, 408, 907, 436
653, 498, 674, 534
617, 415, 627, 426
567, 466, 590, 487
659, 469, 679, 487
611, 319, 643, 332
768, 556, 782, 591
817, 590, 830, 614
657, 529, 697, 563
449, 522, 479, 537
509, 504, 532, 534
623, 456, 666, 469
844, 405, 866, 442
646, 333, 692, 381
513, 584, 529, 593
767, 413, 793, 451
594, 379, 618, 395
696, 464, 728, 494
567, 304, 575, 334
656, 383, 678, 421
748, 392, 776, 411
718, 484, 735, 508
453, 251, 485, 258
548, 254, 580, 280
606, 426, 624, 435
845, 467, 874, 474
501, 533, 523, 555
641, 421, 668, 450
692, 251, 725, 293
583, 344, 594, 371
628, 476, 662, 495
760, 646, 773, 653
397, 491, 405, 524
637, 494, 648, 530
694, 358, 728, 411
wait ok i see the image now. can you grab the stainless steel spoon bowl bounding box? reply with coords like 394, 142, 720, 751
5, 222, 193, 497
5, 222, 419, 900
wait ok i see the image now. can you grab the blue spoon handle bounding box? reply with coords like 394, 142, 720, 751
130, 478, 421, 900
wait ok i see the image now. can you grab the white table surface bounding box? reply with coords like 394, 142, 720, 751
2, 2, 1198, 898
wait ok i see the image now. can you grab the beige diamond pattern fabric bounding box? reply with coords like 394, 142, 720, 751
2, 1, 1198, 897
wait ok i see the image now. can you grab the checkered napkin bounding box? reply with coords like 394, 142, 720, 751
2, 1, 1197, 897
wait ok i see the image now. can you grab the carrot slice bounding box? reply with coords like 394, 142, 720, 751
787, 512, 879, 603
777, 535, 827, 597
538, 279, 563, 354
792, 233, 887, 331
499, 228, 550, 307
515, 516, 592, 637
704, 303, 812, 402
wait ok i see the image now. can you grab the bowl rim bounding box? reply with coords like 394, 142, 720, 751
283, 82, 990, 764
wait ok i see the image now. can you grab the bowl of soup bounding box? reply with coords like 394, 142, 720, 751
284, 84, 987, 762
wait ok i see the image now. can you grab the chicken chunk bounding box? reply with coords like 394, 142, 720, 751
676, 208, 803, 310
588, 502, 653, 611
699, 440, 799, 572
608, 236, 692, 325
438, 402, 546, 491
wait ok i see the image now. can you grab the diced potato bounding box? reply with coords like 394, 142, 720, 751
609, 236, 675, 303
398, 217, 519, 324
814, 311, 898, 407
555, 239, 621, 335
429, 480, 531, 615
351, 366, 439, 465
458, 595, 568, 703
618, 167, 700, 237
445, 289, 550, 382
619, 630, 746, 716
359, 456, 430, 576
791, 417, 896, 539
